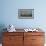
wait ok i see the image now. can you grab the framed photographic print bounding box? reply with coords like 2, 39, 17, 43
18, 9, 34, 19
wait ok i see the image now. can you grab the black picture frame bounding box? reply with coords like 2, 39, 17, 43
18, 9, 34, 19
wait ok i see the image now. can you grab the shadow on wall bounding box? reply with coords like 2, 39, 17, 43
0, 24, 7, 43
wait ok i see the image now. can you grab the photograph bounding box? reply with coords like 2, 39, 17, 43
18, 9, 34, 19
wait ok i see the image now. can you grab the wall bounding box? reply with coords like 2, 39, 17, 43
0, 0, 46, 31
0, 0, 45, 29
